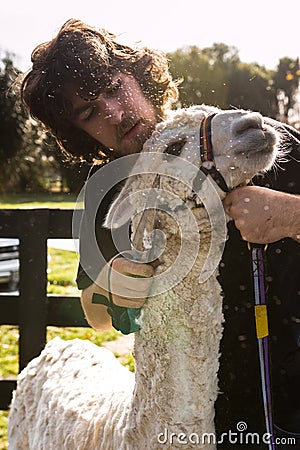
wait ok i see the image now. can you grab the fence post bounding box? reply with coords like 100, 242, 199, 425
18, 209, 49, 371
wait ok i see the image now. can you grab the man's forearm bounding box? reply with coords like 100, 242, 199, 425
286, 193, 300, 242
224, 186, 300, 244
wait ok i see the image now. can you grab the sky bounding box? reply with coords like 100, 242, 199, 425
1, 0, 299, 73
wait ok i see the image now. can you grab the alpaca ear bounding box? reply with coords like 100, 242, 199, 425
103, 155, 161, 230
103, 187, 135, 229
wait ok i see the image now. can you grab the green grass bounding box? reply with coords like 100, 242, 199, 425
0, 193, 81, 209
0, 327, 19, 379
0, 412, 8, 450
47, 248, 80, 295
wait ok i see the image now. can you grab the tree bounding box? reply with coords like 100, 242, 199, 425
227, 62, 278, 118
44, 135, 91, 194
0, 54, 25, 163
0, 52, 89, 195
0, 54, 44, 193
274, 57, 300, 121
168, 45, 233, 108
201, 42, 240, 65
168, 44, 278, 118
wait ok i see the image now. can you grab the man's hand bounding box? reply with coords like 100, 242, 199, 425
223, 186, 300, 244
108, 257, 154, 308
81, 256, 155, 331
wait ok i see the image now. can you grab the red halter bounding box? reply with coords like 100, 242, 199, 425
199, 113, 230, 193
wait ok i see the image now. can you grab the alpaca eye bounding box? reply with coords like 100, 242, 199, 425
164, 139, 187, 156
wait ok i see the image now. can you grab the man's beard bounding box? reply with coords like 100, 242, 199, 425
114, 115, 156, 156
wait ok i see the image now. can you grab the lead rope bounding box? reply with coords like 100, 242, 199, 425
250, 243, 276, 449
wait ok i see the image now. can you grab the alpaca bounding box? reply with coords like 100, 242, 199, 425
8, 105, 280, 450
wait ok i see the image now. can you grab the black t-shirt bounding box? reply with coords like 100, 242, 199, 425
76, 120, 300, 447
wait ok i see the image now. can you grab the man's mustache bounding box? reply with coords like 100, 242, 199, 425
117, 116, 140, 139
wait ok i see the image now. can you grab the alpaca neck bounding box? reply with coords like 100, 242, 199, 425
124, 236, 223, 449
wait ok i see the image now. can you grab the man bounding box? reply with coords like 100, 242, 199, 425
20, 19, 299, 447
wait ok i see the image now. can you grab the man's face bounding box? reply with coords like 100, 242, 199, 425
70, 72, 158, 157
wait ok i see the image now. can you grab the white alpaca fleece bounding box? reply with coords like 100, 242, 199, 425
8, 105, 280, 450
8, 337, 134, 450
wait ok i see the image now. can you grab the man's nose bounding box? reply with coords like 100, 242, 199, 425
102, 98, 124, 124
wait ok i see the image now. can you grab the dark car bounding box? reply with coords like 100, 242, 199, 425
0, 238, 19, 291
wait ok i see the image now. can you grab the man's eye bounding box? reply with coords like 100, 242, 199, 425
80, 106, 95, 122
106, 79, 121, 96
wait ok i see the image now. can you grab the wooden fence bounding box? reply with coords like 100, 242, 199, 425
0, 209, 89, 410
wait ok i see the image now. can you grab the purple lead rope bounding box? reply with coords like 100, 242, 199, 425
251, 245, 276, 450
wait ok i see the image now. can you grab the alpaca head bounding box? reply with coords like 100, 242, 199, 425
104, 105, 279, 232
206, 106, 279, 188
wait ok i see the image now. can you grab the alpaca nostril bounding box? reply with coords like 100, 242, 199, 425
233, 113, 263, 135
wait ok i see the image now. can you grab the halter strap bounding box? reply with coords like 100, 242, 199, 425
199, 113, 230, 193
199, 113, 216, 163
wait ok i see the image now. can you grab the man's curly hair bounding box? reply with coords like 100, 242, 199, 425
20, 19, 179, 161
